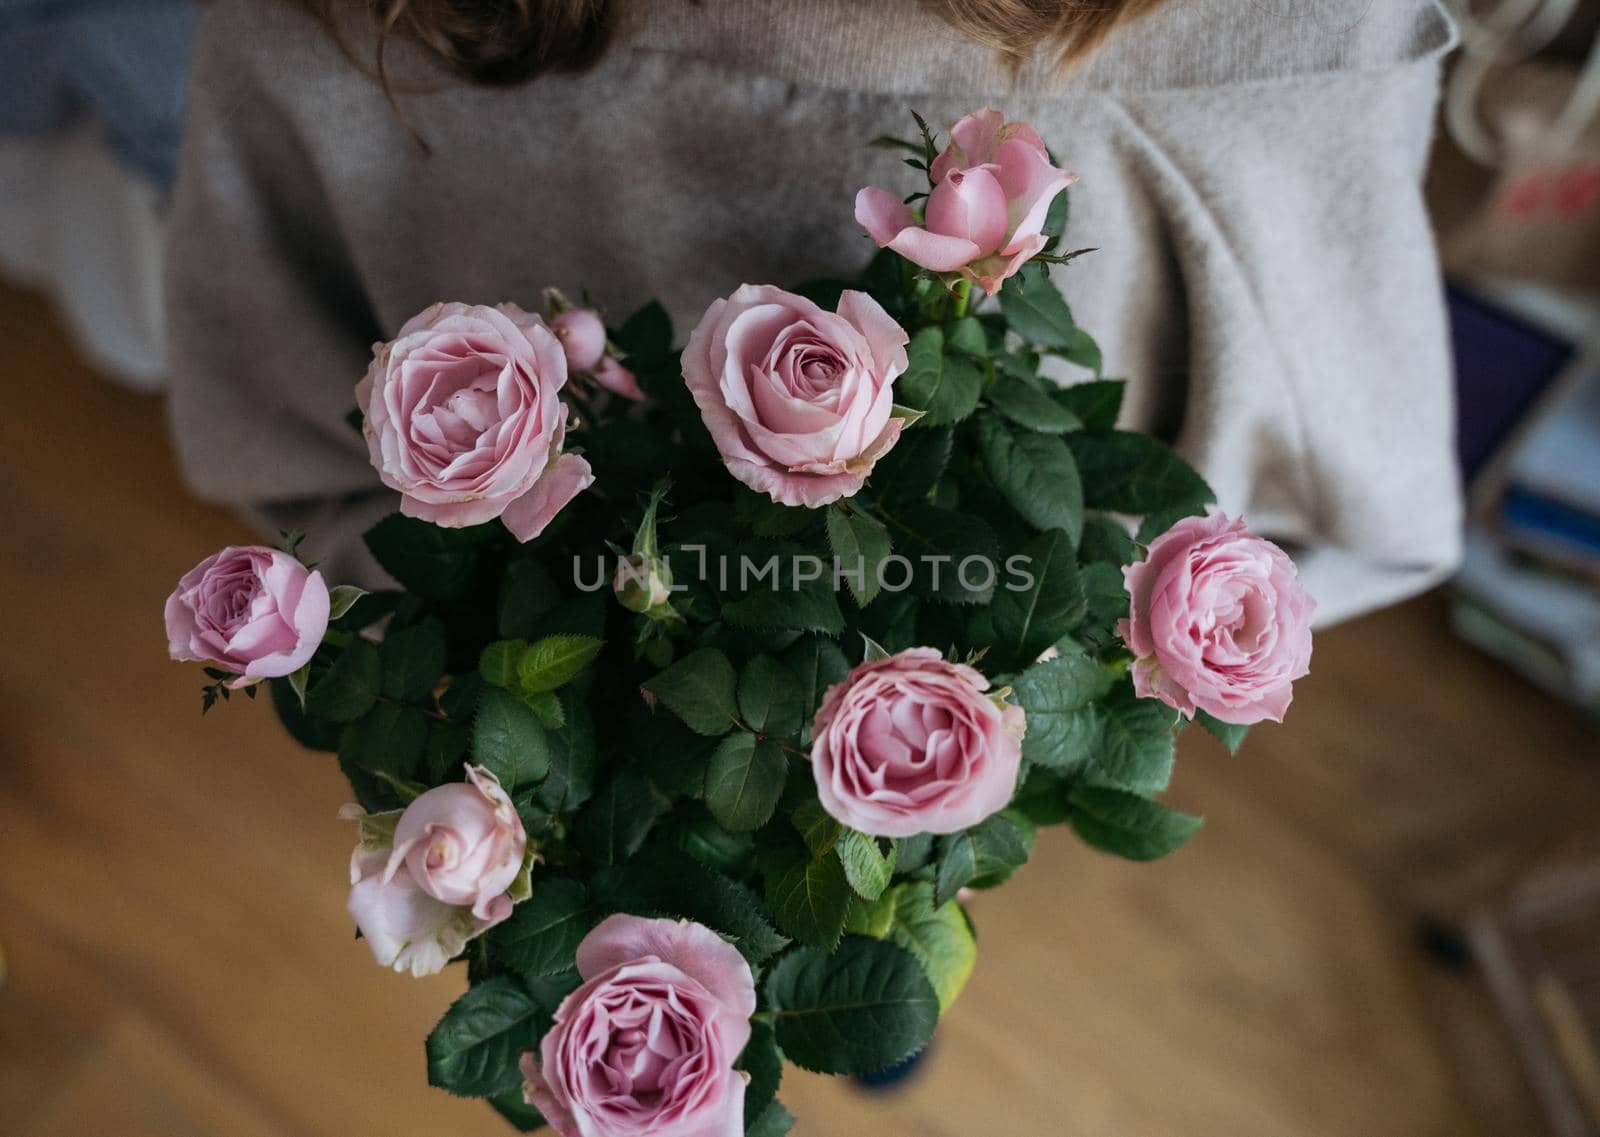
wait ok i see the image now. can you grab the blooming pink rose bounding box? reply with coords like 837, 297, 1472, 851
521, 915, 756, 1137
855, 107, 1077, 295
164, 545, 329, 686
1120, 513, 1316, 725
811, 647, 1025, 837
345, 764, 528, 977
550, 307, 608, 372
356, 302, 594, 542
683, 285, 909, 508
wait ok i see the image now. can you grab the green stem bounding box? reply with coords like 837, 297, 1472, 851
949, 278, 972, 321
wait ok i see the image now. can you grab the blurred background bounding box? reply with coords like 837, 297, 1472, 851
2, 1, 1599, 1134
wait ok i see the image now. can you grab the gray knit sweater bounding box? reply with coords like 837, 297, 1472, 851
166, 0, 1462, 623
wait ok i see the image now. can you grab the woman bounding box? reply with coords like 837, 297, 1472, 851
166, 0, 1461, 623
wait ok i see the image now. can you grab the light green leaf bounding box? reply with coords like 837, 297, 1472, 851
837, 830, 896, 901
326, 584, 368, 620
880, 881, 977, 1012
517, 634, 603, 694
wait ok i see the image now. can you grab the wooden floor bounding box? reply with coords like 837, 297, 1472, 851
2, 280, 1597, 1137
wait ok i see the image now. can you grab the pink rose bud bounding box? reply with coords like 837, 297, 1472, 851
356, 302, 595, 542
683, 284, 909, 508
855, 107, 1077, 296
612, 553, 673, 613
345, 765, 527, 977
549, 307, 607, 373
591, 355, 647, 402
164, 545, 329, 686
810, 647, 1025, 837
521, 915, 756, 1137
1120, 513, 1316, 725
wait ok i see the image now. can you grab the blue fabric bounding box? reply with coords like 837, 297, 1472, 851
0, 0, 196, 189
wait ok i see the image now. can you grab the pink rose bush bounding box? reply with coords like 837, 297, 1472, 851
164, 545, 329, 686
343, 765, 530, 978
521, 915, 756, 1137
811, 647, 1026, 837
856, 107, 1077, 295
683, 285, 909, 508
168, 106, 1320, 1133
1121, 513, 1316, 725
357, 302, 594, 542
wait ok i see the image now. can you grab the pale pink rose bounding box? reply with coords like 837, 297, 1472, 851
356, 302, 594, 542
855, 107, 1077, 295
549, 308, 607, 372
521, 915, 755, 1137
810, 647, 1025, 837
345, 765, 527, 977
1119, 513, 1315, 725
164, 545, 329, 686
683, 285, 909, 508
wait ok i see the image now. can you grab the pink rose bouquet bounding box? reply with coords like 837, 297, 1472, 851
168, 107, 1313, 1135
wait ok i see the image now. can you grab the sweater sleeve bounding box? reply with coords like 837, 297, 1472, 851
1091, 53, 1464, 625
163, 4, 393, 583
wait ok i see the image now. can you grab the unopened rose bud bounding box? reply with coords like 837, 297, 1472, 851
550, 308, 607, 372
613, 554, 673, 614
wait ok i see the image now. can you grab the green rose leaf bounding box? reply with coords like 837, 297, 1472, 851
536, 693, 598, 812
876, 881, 978, 1012
340, 702, 429, 783
517, 634, 603, 695
1052, 378, 1125, 433
998, 264, 1076, 348
781, 636, 850, 744
379, 618, 447, 702
764, 845, 854, 950
1057, 326, 1103, 376
497, 558, 560, 640
1090, 681, 1179, 794
825, 503, 892, 608
978, 416, 1084, 543
885, 503, 1000, 605
642, 647, 741, 736
590, 852, 789, 965
1014, 651, 1115, 774
722, 578, 845, 636
933, 813, 1032, 906
738, 1021, 784, 1128
473, 687, 551, 792
747, 1101, 797, 1137
1067, 784, 1203, 861
425, 976, 543, 1098
897, 327, 983, 426
424, 719, 471, 784
1197, 708, 1250, 755
763, 937, 939, 1074
987, 375, 1083, 434
487, 1090, 546, 1132
991, 528, 1085, 670
364, 513, 495, 601
487, 878, 591, 976
305, 639, 381, 722
478, 639, 527, 688
870, 425, 953, 506
737, 655, 805, 737
572, 768, 665, 867
1066, 431, 1214, 515
705, 733, 788, 833
836, 829, 896, 901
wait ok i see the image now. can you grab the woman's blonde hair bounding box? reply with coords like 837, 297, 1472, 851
295, 0, 1166, 86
